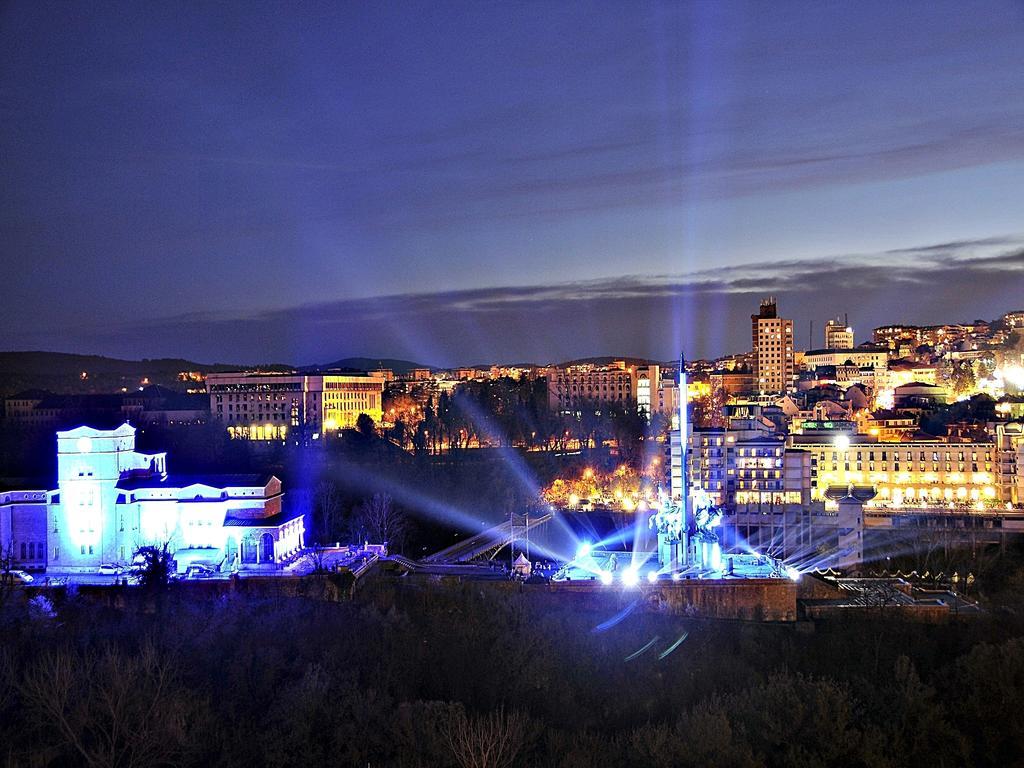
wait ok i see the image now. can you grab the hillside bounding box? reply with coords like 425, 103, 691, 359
314, 357, 433, 374
0, 351, 248, 397
555, 355, 663, 368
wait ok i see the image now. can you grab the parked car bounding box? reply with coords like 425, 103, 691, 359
184, 564, 215, 580
97, 563, 122, 575
8, 569, 33, 583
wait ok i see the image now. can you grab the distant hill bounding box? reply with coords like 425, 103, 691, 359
555, 355, 663, 368
0, 351, 252, 398
0, 351, 439, 397
314, 357, 433, 375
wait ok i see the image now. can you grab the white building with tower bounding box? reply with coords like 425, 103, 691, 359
0, 424, 305, 574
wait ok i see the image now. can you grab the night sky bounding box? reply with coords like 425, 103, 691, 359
2, 1, 1023, 366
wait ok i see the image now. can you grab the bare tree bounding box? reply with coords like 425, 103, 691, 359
0, 542, 17, 607
313, 480, 342, 544
303, 543, 330, 576
21, 643, 193, 768
356, 493, 406, 551
442, 706, 530, 768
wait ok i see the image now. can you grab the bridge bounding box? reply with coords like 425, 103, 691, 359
423, 512, 555, 564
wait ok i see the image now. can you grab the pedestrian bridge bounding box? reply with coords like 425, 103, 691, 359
423, 512, 554, 564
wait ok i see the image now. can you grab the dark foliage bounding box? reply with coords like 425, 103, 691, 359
1, 578, 1023, 767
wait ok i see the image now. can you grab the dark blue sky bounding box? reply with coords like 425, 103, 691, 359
2, 1, 1023, 366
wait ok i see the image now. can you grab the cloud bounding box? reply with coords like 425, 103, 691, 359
8, 236, 1022, 367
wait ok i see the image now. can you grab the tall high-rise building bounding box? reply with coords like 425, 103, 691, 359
751, 298, 794, 395
824, 317, 854, 349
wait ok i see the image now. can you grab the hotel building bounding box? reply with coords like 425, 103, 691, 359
786, 432, 1001, 508
206, 371, 384, 439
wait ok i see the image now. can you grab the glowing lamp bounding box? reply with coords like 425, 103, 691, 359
622, 568, 639, 587
646, 570, 658, 584
576, 542, 592, 559
785, 566, 801, 582
599, 571, 613, 586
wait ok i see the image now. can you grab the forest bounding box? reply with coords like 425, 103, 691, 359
2, 571, 1024, 768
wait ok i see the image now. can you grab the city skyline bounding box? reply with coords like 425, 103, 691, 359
3, 1, 1024, 365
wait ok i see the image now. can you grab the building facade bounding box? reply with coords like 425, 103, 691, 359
547, 363, 637, 412
802, 347, 889, 371
0, 424, 305, 573
824, 318, 854, 350
751, 298, 795, 396
207, 371, 384, 439
786, 432, 1001, 508
667, 421, 860, 565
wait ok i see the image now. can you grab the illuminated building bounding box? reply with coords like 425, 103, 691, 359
886, 361, 938, 386
547, 362, 637, 412
751, 298, 795, 395
996, 396, 1024, 420
671, 421, 810, 507
857, 410, 918, 441
996, 421, 1024, 505
206, 371, 384, 439
873, 324, 922, 350
636, 364, 682, 420
0, 424, 305, 574
1004, 310, 1024, 329
802, 346, 889, 371
667, 394, 862, 566
787, 432, 1001, 507
824, 318, 854, 350
893, 381, 951, 408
